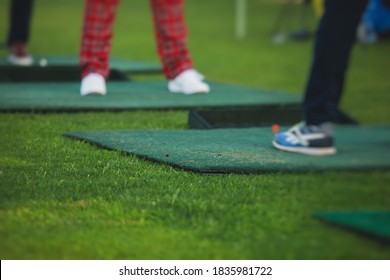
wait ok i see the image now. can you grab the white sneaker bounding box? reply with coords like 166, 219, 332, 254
80, 73, 107, 96
186, 69, 205, 81
168, 69, 210, 95
7, 43, 33, 66
8, 53, 34, 66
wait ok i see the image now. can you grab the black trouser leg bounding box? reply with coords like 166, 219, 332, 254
7, 0, 34, 46
303, 0, 368, 125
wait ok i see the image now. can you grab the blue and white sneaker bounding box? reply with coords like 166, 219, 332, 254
272, 123, 336, 156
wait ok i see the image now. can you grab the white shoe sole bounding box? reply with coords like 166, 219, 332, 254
272, 140, 337, 156
168, 82, 210, 95
8, 54, 34, 66
80, 91, 106, 96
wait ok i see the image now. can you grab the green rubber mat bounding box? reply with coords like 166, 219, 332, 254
0, 56, 161, 82
188, 108, 356, 129
64, 125, 390, 174
0, 81, 299, 112
314, 211, 390, 241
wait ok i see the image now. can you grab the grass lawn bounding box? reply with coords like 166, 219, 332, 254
0, 0, 389, 259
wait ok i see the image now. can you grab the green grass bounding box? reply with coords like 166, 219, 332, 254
1, 0, 390, 259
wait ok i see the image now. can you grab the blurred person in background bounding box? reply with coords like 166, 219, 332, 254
6, 0, 34, 66
357, 0, 390, 44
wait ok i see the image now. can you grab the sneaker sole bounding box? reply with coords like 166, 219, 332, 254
169, 89, 209, 95
8, 55, 34, 66
272, 140, 337, 156
80, 91, 106, 96
168, 84, 209, 95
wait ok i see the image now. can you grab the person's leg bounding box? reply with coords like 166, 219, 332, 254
79, 0, 119, 95
7, 0, 34, 65
149, 0, 192, 79
80, 0, 119, 79
273, 0, 368, 155
150, 0, 209, 94
303, 0, 368, 125
7, 0, 34, 45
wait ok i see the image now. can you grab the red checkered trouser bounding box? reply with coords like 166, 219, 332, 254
80, 0, 193, 80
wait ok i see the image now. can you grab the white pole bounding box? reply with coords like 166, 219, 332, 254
235, 0, 247, 39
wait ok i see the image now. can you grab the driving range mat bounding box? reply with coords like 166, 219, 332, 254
314, 211, 390, 241
187, 108, 357, 129
64, 125, 390, 174
0, 56, 161, 82
0, 81, 299, 113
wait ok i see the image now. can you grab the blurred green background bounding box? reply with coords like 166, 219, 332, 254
0, 0, 389, 259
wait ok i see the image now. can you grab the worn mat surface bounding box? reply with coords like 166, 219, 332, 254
64, 125, 390, 173
0, 81, 299, 112
314, 211, 390, 241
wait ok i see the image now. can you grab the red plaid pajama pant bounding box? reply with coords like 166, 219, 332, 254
80, 0, 193, 80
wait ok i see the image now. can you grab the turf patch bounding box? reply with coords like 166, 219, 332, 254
0, 56, 161, 82
0, 81, 299, 112
314, 211, 390, 241
64, 125, 390, 174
